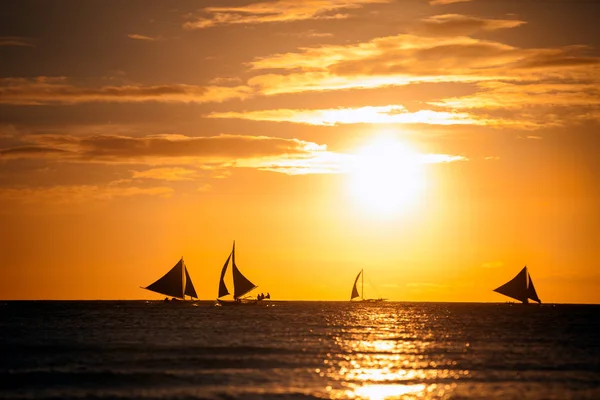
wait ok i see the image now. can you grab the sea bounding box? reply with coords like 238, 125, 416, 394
1, 301, 599, 400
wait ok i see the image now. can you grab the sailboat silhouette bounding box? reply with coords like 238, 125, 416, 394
493, 265, 541, 304
141, 257, 198, 301
350, 269, 386, 302
216, 241, 262, 306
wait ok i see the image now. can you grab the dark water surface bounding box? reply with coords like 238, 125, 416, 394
1, 301, 599, 399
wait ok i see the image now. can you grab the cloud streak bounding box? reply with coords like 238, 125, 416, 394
0, 36, 35, 47
131, 167, 200, 181
0, 184, 173, 205
1, 132, 466, 176
243, 28, 600, 128
0, 133, 324, 161
0, 78, 251, 105
208, 105, 487, 126
183, 0, 390, 29
127, 34, 159, 41
429, 0, 472, 5
413, 14, 526, 37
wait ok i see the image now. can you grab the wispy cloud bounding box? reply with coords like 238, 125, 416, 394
208, 105, 488, 126
249, 34, 599, 85
0, 184, 173, 205
183, 0, 390, 29
413, 14, 526, 37
277, 29, 333, 38
429, 0, 472, 5
0, 36, 35, 47
430, 81, 600, 110
131, 167, 199, 181
127, 34, 159, 41
0, 133, 340, 175
429, 80, 600, 127
245, 30, 600, 128
0, 133, 325, 162
1, 132, 466, 176
0, 78, 251, 105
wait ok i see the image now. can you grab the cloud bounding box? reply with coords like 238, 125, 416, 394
248, 33, 599, 79
0, 133, 339, 175
428, 80, 600, 127
183, 0, 390, 29
244, 31, 600, 128
429, 0, 472, 5
0, 36, 35, 47
246, 34, 600, 98
0, 184, 173, 205
131, 167, 200, 181
0, 78, 252, 105
127, 34, 159, 41
430, 81, 600, 110
413, 14, 526, 37
0, 146, 70, 158
277, 29, 333, 38
1, 132, 466, 176
1, 133, 324, 161
208, 105, 489, 126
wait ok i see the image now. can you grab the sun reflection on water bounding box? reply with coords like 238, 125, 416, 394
322, 305, 468, 399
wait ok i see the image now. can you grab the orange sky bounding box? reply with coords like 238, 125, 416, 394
1, 0, 599, 303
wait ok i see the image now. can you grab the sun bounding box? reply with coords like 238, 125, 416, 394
348, 137, 425, 216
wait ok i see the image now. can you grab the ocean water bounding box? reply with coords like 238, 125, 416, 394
0, 301, 599, 400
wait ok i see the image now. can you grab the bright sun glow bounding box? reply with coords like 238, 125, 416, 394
348, 137, 424, 216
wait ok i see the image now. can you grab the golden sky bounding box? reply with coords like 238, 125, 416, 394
1, 0, 599, 303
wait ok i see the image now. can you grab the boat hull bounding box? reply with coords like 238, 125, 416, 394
216, 299, 262, 306
351, 298, 386, 303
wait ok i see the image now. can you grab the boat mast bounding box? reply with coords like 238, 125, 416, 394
181, 256, 185, 300
361, 269, 364, 301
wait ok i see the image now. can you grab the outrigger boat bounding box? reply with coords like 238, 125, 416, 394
141, 257, 198, 301
493, 265, 542, 304
216, 241, 265, 306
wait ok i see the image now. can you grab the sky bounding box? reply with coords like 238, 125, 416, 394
1, 0, 599, 303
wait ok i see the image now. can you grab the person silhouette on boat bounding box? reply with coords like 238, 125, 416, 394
265, 293, 270, 299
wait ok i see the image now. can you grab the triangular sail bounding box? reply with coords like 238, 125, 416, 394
351, 270, 362, 300
527, 273, 541, 303
184, 267, 198, 298
232, 263, 257, 298
145, 258, 184, 299
231, 241, 257, 298
218, 252, 232, 298
493, 266, 529, 303
494, 266, 528, 303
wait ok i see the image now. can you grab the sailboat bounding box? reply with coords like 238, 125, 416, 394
141, 257, 198, 301
350, 269, 386, 302
216, 241, 262, 306
493, 265, 541, 304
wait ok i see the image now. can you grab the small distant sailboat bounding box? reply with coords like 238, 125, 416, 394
350, 269, 386, 302
141, 257, 198, 301
216, 241, 262, 306
493, 265, 541, 304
